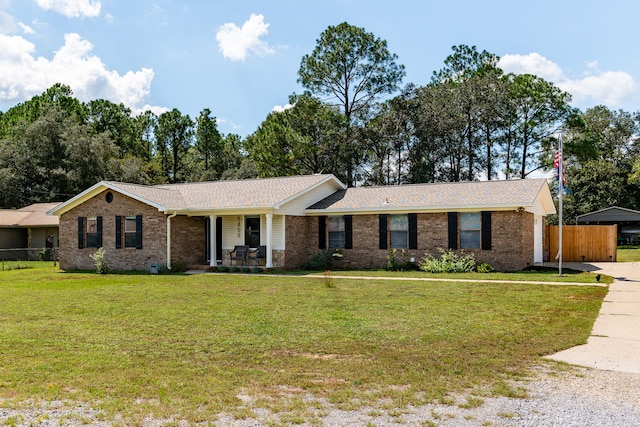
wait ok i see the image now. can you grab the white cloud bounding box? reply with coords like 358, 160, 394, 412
0, 6, 15, 34
18, 22, 35, 34
498, 53, 563, 81
0, 32, 156, 111
216, 13, 274, 61
272, 103, 293, 113
35, 0, 101, 18
499, 53, 639, 109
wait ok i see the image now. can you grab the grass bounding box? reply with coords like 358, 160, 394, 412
617, 245, 640, 262
0, 264, 608, 424
298, 268, 613, 284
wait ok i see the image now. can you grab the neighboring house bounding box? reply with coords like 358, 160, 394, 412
577, 206, 640, 245
0, 203, 60, 260
48, 174, 556, 272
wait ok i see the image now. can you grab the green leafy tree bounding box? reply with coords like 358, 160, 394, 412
298, 22, 405, 186
195, 108, 223, 178
154, 109, 194, 183
245, 93, 344, 178
502, 73, 573, 179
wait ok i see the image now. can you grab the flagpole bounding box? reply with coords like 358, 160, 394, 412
558, 131, 563, 276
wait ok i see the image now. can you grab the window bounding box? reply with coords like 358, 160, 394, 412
124, 216, 137, 248
86, 217, 99, 248
390, 214, 409, 248
328, 216, 345, 248
460, 212, 481, 249
245, 216, 260, 248
116, 215, 142, 249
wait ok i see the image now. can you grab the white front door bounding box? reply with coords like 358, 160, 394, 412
534, 214, 543, 263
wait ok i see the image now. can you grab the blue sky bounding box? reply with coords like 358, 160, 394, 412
1, 0, 639, 137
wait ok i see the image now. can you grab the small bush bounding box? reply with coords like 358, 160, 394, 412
386, 248, 418, 271
252, 267, 262, 274
241, 267, 251, 273
419, 248, 476, 273
230, 266, 240, 273
476, 262, 494, 273
170, 260, 187, 273
303, 249, 343, 270
90, 247, 109, 274
217, 266, 229, 272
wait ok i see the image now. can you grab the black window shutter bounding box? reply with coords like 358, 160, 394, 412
96, 216, 103, 247
318, 216, 326, 249
135, 215, 143, 249
481, 211, 492, 250
379, 214, 388, 249
344, 215, 353, 249
77, 217, 84, 249
408, 213, 418, 249
447, 212, 458, 250
115, 216, 122, 249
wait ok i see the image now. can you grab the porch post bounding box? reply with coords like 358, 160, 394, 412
265, 213, 273, 268
209, 215, 216, 267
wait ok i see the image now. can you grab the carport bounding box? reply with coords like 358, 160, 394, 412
577, 206, 640, 245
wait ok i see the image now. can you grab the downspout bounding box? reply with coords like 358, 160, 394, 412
166, 212, 177, 270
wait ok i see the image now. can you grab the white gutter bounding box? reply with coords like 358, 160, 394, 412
166, 212, 177, 270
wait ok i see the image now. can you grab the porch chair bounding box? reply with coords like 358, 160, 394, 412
248, 245, 267, 266
230, 245, 249, 266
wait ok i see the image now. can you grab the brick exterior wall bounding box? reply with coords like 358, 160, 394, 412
59, 190, 167, 271
59, 189, 537, 272
59, 190, 207, 271
283, 216, 315, 269
290, 211, 537, 272
169, 215, 206, 268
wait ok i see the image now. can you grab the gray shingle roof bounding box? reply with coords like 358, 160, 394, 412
108, 174, 340, 210
307, 179, 550, 212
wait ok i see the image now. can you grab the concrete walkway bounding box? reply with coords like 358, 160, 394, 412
545, 261, 640, 373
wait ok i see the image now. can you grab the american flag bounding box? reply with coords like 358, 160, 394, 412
554, 150, 571, 194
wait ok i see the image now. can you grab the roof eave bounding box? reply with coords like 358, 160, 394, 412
304, 203, 535, 215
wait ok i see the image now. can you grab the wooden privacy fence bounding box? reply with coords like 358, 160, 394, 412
546, 225, 617, 262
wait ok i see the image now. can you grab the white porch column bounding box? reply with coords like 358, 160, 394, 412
209, 215, 217, 267
265, 213, 273, 268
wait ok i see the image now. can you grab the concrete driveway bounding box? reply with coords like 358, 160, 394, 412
545, 261, 640, 373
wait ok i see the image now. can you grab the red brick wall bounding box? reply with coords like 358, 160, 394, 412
283, 216, 315, 269
59, 190, 167, 271
170, 215, 206, 267
291, 212, 536, 272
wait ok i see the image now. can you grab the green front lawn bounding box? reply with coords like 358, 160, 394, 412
0, 264, 607, 424
618, 245, 640, 262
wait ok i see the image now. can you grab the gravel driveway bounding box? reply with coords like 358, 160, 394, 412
2, 365, 640, 426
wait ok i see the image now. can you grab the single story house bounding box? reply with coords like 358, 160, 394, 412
0, 203, 60, 260
48, 174, 556, 272
577, 206, 640, 245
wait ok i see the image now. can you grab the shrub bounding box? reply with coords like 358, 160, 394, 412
241, 267, 251, 273
170, 260, 187, 273
386, 248, 418, 271
217, 266, 229, 273
303, 249, 343, 270
419, 248, 476, 273
90, 247, 109, 274
476, 262, 494, 273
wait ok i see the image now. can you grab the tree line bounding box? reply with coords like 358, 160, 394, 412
1, 23, 639, 223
